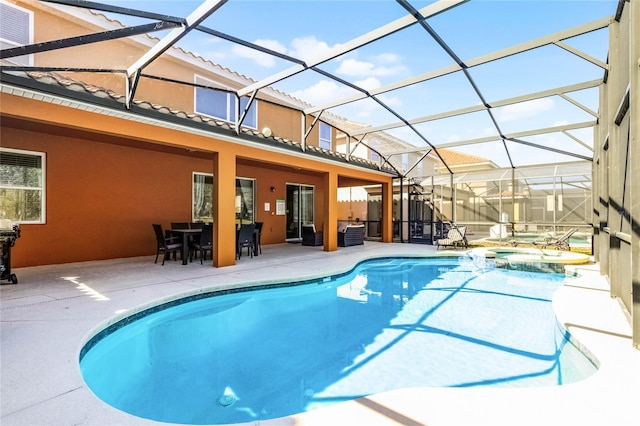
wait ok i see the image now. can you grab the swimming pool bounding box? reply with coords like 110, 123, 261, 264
79, 257, 598, 425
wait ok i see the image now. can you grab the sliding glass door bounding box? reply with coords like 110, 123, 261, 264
286, 183, 315, 240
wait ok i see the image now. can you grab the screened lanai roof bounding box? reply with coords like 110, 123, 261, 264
427, 161, 592, 188
1, 0, 621, 177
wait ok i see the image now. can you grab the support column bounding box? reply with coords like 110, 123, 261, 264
381, 180, 393, 243
630, 0, 640, 349
450, 174, 455, 222
324, 171, 338, 251
212, 150, 237, 267
607, 17, 622, 298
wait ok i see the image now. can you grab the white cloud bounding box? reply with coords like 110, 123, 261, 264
289, 36, 333, 62
336, 58, 405, 77
378, 93, 401, 108
259, 36, 407, 117
373, 53, 401, 64
354, 99, 381, 119
354, 77, 381, 91
290, 76, 401, 114
483, 127, 497, 136
290, 80, 352, 106
498, 98, 555, 122
336, 59, 376, 76
446, 133, 462, 142
231, 39, 287, 68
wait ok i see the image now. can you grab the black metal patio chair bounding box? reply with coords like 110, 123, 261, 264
152, 224, 182, 265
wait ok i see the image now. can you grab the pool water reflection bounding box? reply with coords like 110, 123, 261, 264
80, 257, 597, 425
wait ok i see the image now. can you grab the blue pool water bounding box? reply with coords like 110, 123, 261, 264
80, 257, 598, 425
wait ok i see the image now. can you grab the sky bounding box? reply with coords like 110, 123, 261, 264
84, 0, 617, 168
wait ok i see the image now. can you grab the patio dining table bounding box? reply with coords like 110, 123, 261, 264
168, 228, 202, 265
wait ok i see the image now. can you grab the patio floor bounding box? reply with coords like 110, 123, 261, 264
1, 241, 639, 426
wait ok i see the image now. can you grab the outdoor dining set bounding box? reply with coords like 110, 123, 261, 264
152, 222, 262, 265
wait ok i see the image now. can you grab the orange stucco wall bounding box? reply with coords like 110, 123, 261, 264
237, 163, 324, 245
258, 102, 303, 143
1, 124, 333, 268
1, 125, 215, 267
2, 92, 393, 267
3, 0, 397, 267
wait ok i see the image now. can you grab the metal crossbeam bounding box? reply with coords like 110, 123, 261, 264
126, 0, 227, 78
350, 80, 602, 136
433, 121, 596, 150
305, 17, 610, 115
42, 0, 186, 23
124, 0, 227, 107
0, 21, 180, 59
236, 0, 467, 97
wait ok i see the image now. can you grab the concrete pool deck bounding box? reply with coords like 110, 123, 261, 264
1, 242, 639, 426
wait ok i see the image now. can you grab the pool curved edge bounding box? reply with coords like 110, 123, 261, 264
78, 251, 465, 359
255, 264, 635, 426
76, 252, 619, 426
469, 246, 592, 264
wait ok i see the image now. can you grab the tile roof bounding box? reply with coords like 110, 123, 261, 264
1, 69, 398, 176
436, 148, 494, 167
2, 4, 489, 178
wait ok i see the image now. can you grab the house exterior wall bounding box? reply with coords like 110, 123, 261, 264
236, 162, 326, 246
11, 0, 326, 145
1, 91, 393, 267
257, 101, 305, 143
0, 1, 396, 268
1, 124, 212, 266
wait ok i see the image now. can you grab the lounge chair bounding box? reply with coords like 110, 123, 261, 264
435, 225, 467, 250
533, 228, 578, 251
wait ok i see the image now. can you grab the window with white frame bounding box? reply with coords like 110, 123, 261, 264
319, 122, 332, 150
194, 75, 257, 128
0, 148, 45, 223
370, 141, 380, 162
0, 1, 33, 66
413, 156, 423, 177
192, 172, 213, 223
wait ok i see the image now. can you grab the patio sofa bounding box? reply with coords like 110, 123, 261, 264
338, 224, 365, 247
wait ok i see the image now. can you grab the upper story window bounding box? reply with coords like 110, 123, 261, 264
402, 153, 409, 171
370, 141, 380, 162
0, 148, 46, 223
0, 1, 33, 66
319, 122, 332, 150
194, 75, 257, 129
413, 156, 423, 177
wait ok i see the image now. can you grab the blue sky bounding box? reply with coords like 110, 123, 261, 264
95, 0, 617, 167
